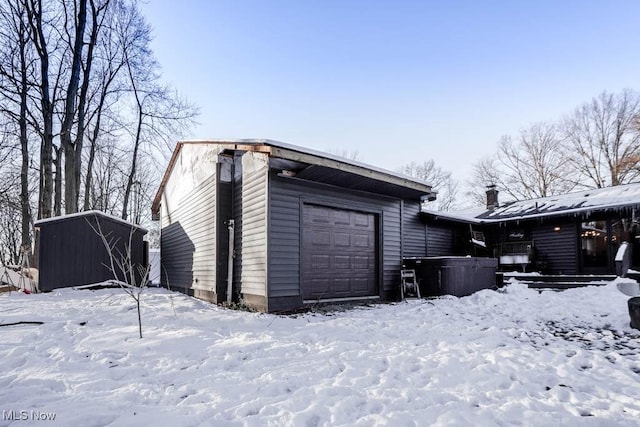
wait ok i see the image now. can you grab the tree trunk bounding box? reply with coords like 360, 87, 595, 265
18, 14, 31, 256
83, 138, 97, 211
26, 0, 54, 220
137, 297, 142, 338
74, 0, 104, 210
122, 109, 143, 221
53, 146, 62, 216
61, 0, 88, 214
83, 84, 108, 211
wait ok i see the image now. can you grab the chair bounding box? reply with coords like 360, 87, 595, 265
400, 269, 421, 299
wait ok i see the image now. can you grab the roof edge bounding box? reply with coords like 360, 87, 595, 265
151, 139, 436, 217
35, 210, 148, 233
422, 199, 640, 225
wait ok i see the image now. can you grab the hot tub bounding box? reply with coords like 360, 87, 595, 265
403, 257, 498, 297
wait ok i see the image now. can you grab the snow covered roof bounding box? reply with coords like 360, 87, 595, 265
423, 183, 640, 224
34, 210, 148, 233
152, 139, 437, 216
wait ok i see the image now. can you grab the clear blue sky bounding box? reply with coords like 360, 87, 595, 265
140, 0, 640, 182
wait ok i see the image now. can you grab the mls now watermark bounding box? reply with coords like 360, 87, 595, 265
3, 410, 56, 421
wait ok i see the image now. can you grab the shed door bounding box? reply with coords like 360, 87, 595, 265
302, 204, 378, 300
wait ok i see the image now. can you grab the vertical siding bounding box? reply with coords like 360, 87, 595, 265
532, 222, 578, 274
267, 180, 301, 299
241, 152, 269, 297
426, 223, 454, 256
269, 174, 403, 309
382, 202, 402, 293
232, 152, 243, 296
160, 174, 216, 292
38, 214, 145, 291
402, 201, 427, 257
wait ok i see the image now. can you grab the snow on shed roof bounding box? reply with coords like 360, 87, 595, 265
35, 210, 148, 233
423, 183, 640, 224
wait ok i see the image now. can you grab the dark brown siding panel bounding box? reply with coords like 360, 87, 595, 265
426, 224, 454, 256
267, 180, 302, 299
232, 152, 243, 300
382, 204, 401, 294
403, 201, 426, 257
532, 222, 578, 275
38, 214, 146, 291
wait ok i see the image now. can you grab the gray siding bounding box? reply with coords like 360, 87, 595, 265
37, 213, 146, 291
241, 152, 269, 298
232, 152, 243, 298
426, 224, 454, 256
402, 201, 427, 257
161, 175, 216, 292
532, 222, 579, 275
269, 174, 404, 310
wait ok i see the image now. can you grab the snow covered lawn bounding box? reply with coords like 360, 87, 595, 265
1, 281, 639, 426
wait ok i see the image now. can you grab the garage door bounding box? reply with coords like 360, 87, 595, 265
302, 204, 378, 300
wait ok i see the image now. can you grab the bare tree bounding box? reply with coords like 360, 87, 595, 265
88, 216, 149, 338
467, 122, 577, 205
116, 0, 197, 220
0, 114, 19, 199
563, 89, 640, 188
500, 122, 575, 199
326, 148, 363, 161
0, 186, 22, 265
0, 0, 35, 253
58, 0, 89, 214
465, 156, 501, 207
60, 0, 114, 213
398, 160, 459, 211
24, 0, 57, 221
83, 137, 126, 214
81, 2, 128, 211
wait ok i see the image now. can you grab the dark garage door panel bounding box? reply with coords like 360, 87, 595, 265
302, 204, 377, 300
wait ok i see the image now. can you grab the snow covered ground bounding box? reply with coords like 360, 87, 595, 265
1, 280, 639, 426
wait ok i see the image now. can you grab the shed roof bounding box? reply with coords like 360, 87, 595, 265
35, 210, 148, 233
151, 139, 437, 216
423, 183, 640, 224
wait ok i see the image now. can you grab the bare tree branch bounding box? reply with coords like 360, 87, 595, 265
563, 89, 640, 187
398, 160, 459, 211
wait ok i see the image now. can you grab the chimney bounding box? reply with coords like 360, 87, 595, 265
486, 185, 499, 210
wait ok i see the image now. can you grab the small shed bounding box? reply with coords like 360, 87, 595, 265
151, 139, 436, 312
35, 211, 148, 291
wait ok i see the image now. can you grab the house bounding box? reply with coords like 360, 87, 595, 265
421, 184, 640, 275
35, 211, 148, 291
151, 139, 436, 312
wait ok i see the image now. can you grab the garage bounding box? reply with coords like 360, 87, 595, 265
302, 204, 378, 300
153, 140, 435, 312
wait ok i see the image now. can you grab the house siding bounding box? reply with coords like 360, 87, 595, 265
426, 224, 454, 256
402, 201, 427, 257
241, 151, 269, 305
532, 222, 578, 275
161, 176, 217, 294
268, 174, 407, 311
160, 144, 219, 299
